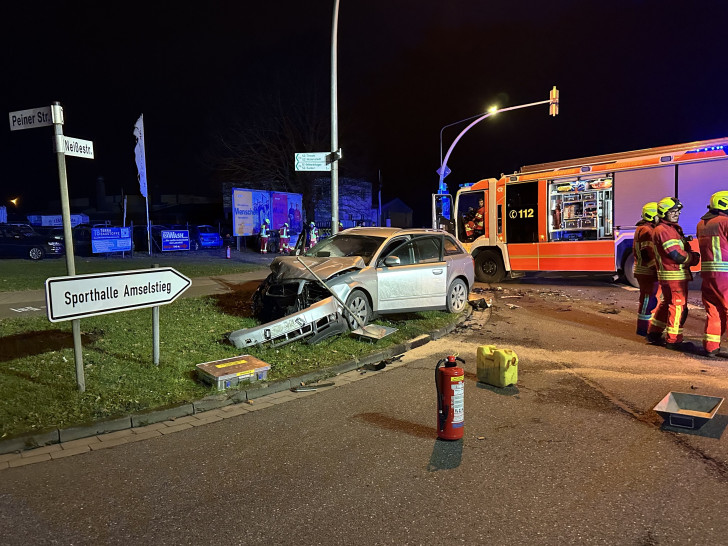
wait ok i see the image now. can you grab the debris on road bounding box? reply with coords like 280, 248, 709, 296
290, 382, 336, 393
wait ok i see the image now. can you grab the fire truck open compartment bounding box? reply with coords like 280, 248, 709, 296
549, 178, 613, 242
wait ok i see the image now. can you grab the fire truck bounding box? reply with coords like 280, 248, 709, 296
433, 137, 728, 286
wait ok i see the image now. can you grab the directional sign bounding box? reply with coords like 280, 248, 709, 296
45, 268, 191, 322
295, 152, 331, 172
57, 135, 95, 159
8, 106, 53, 131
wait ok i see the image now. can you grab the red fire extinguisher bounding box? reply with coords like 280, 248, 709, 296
435, 355, 465, 440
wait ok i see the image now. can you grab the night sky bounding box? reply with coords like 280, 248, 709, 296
3, 1, 728, 225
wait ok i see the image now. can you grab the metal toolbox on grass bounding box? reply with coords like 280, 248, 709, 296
196, 355, 271, 390
653, 391, 724, 429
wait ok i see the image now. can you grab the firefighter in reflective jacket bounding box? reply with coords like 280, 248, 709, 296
633, 202, 660, 336
696, 191, 728, 357
307, 221, 318, 250
647, 197, 700, 350
279, 222, 290, 254
464, 198, 485, 240
259, 219, 270, 254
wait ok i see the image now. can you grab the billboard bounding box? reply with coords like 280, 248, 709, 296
233, 188, 302, 236
91, 227, 132, 253
272, 192, 303, 234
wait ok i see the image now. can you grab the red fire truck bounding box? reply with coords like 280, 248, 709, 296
433, 137, 728, 286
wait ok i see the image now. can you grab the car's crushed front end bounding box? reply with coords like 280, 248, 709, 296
229, 255, 365, 349
252, 255, 365, 323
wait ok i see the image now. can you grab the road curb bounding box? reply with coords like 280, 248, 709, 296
0, 307, 472, 456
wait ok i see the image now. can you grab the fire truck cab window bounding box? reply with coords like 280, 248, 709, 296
505, 182, 539, 244
548, 178, 613, 242
457, 191, 486, 243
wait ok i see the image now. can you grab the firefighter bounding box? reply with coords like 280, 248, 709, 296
633, 202, 660, 336
464, 198, 486, 240
307, 221, 318, 250
646, 197, 701, 350
259, 218, 270, 254
279, 222, 290, 254
696, 191, 728, 357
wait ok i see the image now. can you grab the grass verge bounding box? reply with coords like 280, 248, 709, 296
0, 294, 464, 439
0, 255, 264, 292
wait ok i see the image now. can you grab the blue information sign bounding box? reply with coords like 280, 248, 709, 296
91, 227, 132, 254
161, 229, 190, 251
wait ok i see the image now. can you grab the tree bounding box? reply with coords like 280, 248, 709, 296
203, 87, 329, 217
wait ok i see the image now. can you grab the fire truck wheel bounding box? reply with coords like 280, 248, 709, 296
474, 250, 505, 283
345, 289, 371, 329
446, 279, 468, 313
622, 254, 639, 288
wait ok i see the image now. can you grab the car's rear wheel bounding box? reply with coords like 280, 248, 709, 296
446, 279, 468, 313
345, 289, 371, 330
474, 250, 505, 283
28, 247, 45, 260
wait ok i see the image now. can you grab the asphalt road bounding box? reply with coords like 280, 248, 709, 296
1, 277, 727, 544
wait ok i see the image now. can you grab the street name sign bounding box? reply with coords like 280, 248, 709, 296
45, 267, 191, 322
294, 152, 331, 171
8, 106, 53, 131
57, 135, 95, 159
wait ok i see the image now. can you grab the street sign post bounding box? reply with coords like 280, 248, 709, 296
294, 152, 331, 171
45, 267, 191, 322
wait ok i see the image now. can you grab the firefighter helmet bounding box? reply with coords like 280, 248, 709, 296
264, 218, 270, 224
641, 202, 658, 222
710, 191, 728, 211
310, 221, 316, 227
657, 197, 683, 218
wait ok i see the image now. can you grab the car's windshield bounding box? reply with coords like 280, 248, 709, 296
305, 234, 386, 265
197, 226, 216, 234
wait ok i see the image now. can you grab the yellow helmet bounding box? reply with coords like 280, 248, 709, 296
641, 202, 658, 222
656, 197, 683, 218
710, 191, 728, 211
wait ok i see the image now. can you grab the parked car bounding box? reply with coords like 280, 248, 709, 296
252, 227, 474, 325
132, 225, 167, 252
0, 223, 65, 260
190, 225, 223, 250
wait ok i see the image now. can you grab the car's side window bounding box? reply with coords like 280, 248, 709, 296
378, 237, 410, 265
388, 241, 414, 265
412, 237, 442, 264
443, 236, 461, 256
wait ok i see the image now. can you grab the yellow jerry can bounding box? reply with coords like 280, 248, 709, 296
476, 345, 518, 387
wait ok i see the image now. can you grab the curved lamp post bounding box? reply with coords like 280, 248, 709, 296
437, 87, 559, 195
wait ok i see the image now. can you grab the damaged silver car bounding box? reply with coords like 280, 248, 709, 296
229, 227, 474, 349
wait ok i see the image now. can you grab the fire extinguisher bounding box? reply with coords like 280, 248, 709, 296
435, 355, 465, 440
226, 245, 231, 259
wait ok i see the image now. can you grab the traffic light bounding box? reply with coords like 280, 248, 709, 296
549, 86, 559, 116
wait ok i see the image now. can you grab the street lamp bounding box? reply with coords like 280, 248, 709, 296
437, 87, 559, 195
439, 110, 493, 167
